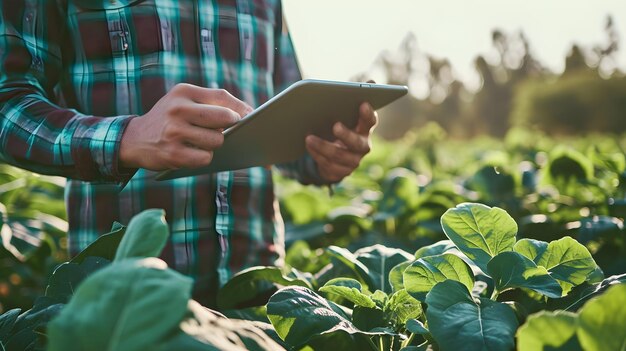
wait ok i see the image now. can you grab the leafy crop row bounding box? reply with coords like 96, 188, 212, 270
0, 203, 624, 350
258, 203, 625, 350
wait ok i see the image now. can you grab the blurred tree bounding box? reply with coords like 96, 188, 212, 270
359, 17, 623, 139
593, 15, 620, 75
564, 45, 592, 74
471, 30, 545, 137
370, 33, 422, 139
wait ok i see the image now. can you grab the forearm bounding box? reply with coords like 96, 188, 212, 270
0, 86, 137, 182
0, 2, 137, 182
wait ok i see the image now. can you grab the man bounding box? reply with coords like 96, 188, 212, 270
0, 0, 376, 306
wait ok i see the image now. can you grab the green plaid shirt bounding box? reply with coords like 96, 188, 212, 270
0, 0, 325, 303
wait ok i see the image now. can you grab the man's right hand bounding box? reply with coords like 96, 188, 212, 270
119, 83, 253, 170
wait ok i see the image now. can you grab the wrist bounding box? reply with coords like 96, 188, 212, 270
119, 116, 143, 169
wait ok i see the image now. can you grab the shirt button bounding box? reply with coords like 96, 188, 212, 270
25, 13, 33, 22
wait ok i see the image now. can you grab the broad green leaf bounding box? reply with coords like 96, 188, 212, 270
403, 253, 474, 301
377, 168, 420, 218
425, 280, 518, 351
440, 203, 517, 273
217, 266, 311, 310
487, 252, 562, 298
389, 261, 411, 293
384, 289, 422, 326
355, 245, 413, 293
586, 265, 604, 284
414, 240, 456, 259
45, 257, 111, 302
513, 238, 548, 262
545, 147, 593, 182
3, 302, 63, 351
405, 319, 429, 335
370, 290, 388, 308
169, 300, 286, 351
114, 209, 169, 261
516, 311, 580, 351
47, 258, 192, 351
466, 165, 516, 203
548, 273, 626, 312
515, 237, 597, 294
267, 286, 392, 348
352, 306, 385, 331
326, 246, 373, 288
319, 278, 376, 308
154, 301, 286, 351
0, 309, 20, 341
70, 222, 125, 264
305, 331, 376, 351
222, 306, 268, 323
577, 283, 626, 351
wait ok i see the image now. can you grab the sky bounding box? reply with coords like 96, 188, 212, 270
282, 0, 626, 89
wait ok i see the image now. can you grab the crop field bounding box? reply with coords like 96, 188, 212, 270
1, 127, 625, 350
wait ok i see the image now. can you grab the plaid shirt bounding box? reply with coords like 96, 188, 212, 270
0, 0, 325, 303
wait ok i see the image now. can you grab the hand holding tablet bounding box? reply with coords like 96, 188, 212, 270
156, 79, 408, 181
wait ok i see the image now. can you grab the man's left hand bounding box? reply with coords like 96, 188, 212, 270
305, 102, 378, 183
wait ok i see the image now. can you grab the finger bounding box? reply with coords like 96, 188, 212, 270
355, 102, 378, 136
180, 125, 225, 151
165, 146, 214, 169
306, 143, 352, 182
176, 84, 254, 117
333, 122, 370, 155
181, 104, 241, 129
306, 135, 361, 169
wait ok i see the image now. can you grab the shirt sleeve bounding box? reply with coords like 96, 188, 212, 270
0, 1, 136, 182
272, 5, 331, 186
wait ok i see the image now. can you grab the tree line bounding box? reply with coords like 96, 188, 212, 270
360, 16, 625, 139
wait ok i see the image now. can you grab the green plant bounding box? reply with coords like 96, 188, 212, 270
517, 283, 626, 350
261, 203, 613, 350
0, 210, 284, 351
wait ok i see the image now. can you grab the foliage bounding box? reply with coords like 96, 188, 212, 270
230, 203, 619, 350
0, 166, 67, 312
517, 283, 626, 350
0, 210, 283, 351
2, 97, 626, 350
512, 73, 626, 135
279, 131, 626, 278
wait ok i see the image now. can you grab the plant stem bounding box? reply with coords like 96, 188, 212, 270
401, 333, 416, 348
491, 288, 500, 301
379, 335, 385, 351
367, 336, 379, 351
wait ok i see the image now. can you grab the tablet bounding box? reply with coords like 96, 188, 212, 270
156, 79, 408, 180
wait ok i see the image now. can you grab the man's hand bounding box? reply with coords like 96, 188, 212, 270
120, 83, 252, 170
305, 102, 378, 183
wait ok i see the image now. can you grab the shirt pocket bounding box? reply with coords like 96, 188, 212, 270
242, 0, 276, 73
68, 0, 164, 74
